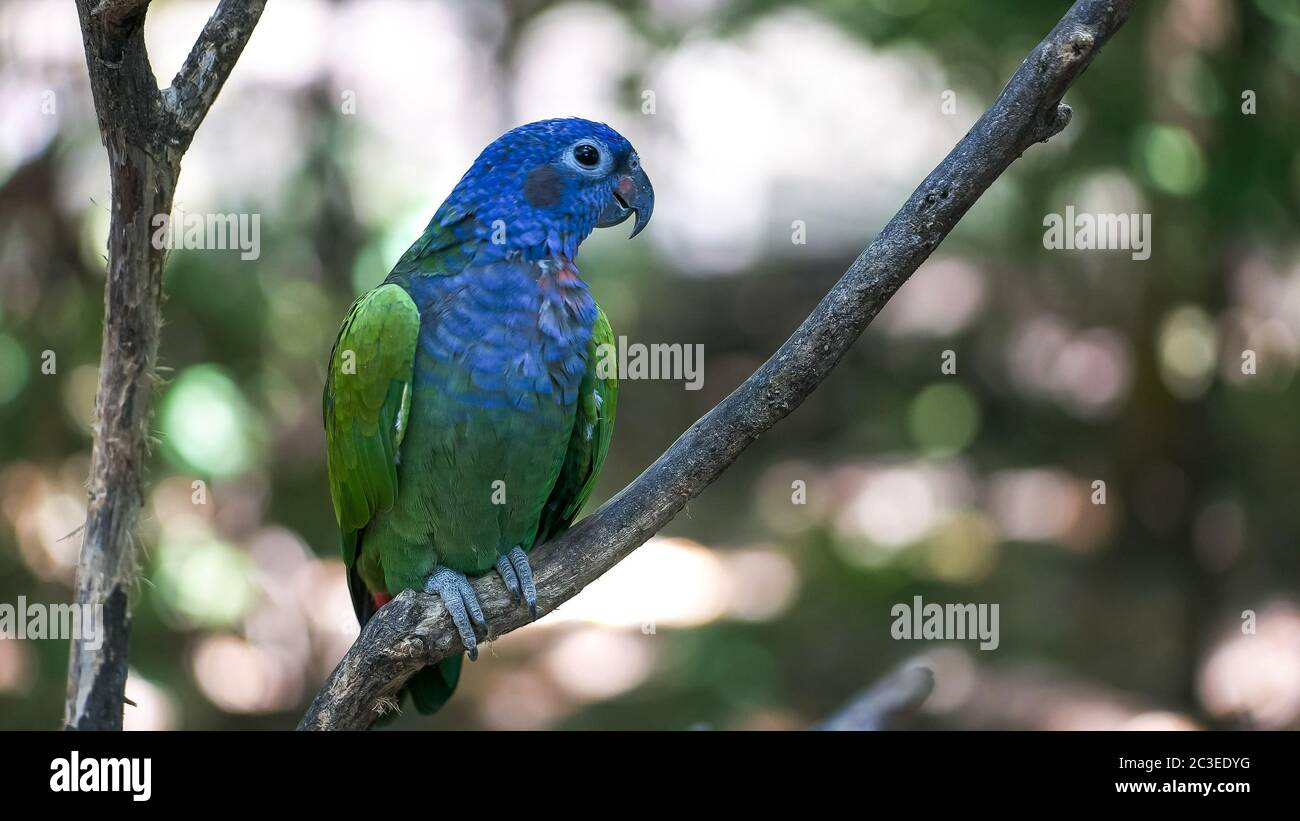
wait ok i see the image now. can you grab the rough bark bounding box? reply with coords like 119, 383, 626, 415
66, 0, 266, 731
299, 0, 1138, 731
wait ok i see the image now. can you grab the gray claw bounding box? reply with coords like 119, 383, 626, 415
456, 572, 487, 636
495, 553, 522, 602
424, 566, 484, 661
507, 546, 538, 620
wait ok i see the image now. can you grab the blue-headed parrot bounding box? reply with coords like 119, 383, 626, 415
323, 118, 653, 714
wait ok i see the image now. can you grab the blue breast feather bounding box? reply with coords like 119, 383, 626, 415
406, 260, 597, 417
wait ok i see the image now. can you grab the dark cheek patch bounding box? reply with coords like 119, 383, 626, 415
523, 166, 563, 207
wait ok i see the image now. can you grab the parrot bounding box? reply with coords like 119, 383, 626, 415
322, 118, 653, 715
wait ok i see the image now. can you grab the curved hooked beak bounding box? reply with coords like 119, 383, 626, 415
596, 161, 654, 239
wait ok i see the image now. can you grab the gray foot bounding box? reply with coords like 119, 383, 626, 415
424, 566, 486, 661
495, 546, 538, 619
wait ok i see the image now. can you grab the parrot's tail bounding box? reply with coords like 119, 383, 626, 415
405, 656, 463, 714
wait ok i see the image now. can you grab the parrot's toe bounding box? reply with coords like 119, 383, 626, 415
507, 546, 538, 620
495, 552, 522, 603
493, 547, 538, 617
424, 566, 486, 661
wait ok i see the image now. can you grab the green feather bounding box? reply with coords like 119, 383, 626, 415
537, 307, 619, 544
322, 283, 420, 608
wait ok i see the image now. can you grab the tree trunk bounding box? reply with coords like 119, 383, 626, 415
67, 0, 265, 731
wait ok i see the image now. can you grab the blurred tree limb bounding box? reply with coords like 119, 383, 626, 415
67, 0, 265, 731
300, 0, 1135, 731
817, 665, 935, 731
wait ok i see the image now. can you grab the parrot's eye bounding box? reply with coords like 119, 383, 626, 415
573, 144, 600, 167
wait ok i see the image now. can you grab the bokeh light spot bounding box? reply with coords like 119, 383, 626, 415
155, 539, 257, 628
907, 382, 981, 457
160, 364, 261, 477
0, 334, 29, 405
1139, 125, 1206, 196
1158, 305, 1218, 400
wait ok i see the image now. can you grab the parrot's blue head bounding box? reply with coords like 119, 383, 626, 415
437, 118, 654, 261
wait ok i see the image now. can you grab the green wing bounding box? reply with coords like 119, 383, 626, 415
536, 306, 619, 545
322, 283, 420, 619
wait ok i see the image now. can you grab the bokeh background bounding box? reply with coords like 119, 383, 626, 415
2, 0, 1300, 730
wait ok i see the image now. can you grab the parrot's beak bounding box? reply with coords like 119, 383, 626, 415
597, 160, 654, 239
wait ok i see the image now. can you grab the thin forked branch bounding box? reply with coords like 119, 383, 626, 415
165, 0, 268, 149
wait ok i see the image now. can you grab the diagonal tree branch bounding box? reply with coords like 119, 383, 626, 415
299, 0, 1136, 731
67, 0, 265, 731
816, 665, 936, 731
164, 0, 267, 149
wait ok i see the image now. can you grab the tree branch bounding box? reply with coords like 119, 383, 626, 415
816, 665, 935, 731
90, 0, 152, 25
299, 0, 1136, 731
66, 0, 264, 731
164, 0, 267, 150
